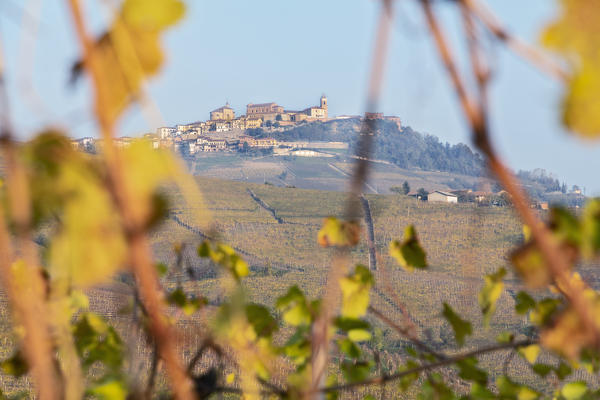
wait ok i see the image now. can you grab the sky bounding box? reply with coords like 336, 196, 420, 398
0, 0, 599, 194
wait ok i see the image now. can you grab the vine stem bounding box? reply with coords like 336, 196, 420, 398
65, 1, 197, 399
0, 32, 61, 400
420, 0, 600, 347
316, 339, 536, 394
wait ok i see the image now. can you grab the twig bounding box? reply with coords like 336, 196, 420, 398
464, 0, 569, 82
368, 306, 447, 360
310, 1, 394, 396
419, 0, 600, 348
0, 31, 61, 400
65, 1, 197, 399
317, 339, 536, 393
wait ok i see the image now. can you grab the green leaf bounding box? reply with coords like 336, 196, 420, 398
341, 361, 372, 383
456, 357, 487, 385
389, 225, 427, 271
339, 265, 373, 318
531, 363, 553, 378
0, 352, 28, 378
276, 286, 311, 327
245, 304, 278, 338
496, 376, 540, 400
582, 199, 600, 257
398, 359, 420, 391
197, 241, 249, 280
442, 303, 472, 346
561, 381, 588, 400
529, 298, 561, 326
496, 332, 515, 344
556, 361, 573, 380
478, 267, 506, 327
338, 338, 361, 359
470, 382, 495, 399
515, 291, 536, 315
155, 262, 168, 277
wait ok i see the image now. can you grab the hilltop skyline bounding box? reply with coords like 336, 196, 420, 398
0, 0, 599, 193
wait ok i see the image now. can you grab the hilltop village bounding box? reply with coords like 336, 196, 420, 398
72, 96, 401, 157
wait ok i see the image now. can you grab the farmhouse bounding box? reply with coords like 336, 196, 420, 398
428, 190, 458, 203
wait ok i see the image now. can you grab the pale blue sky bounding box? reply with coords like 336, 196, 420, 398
0, 0, 598, 194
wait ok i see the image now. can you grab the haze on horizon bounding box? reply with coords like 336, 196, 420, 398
0, 0, 598, 193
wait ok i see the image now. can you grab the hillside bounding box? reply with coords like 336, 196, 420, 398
248, 118, 484, 176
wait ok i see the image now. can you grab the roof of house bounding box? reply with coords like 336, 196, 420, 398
247, 102, 278, 108
211, 105, 233, 113
432, 190, 458, 197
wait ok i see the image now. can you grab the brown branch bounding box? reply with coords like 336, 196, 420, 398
65, 1, 197, 399
368, 306, 447, 360
310, 1, 394, 396
419, 0, 600, 347
317, 339, 536, 394
0, 35, 61, 400
464, 0, 569, 82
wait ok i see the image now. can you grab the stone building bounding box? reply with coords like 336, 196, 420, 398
210, 103, 235, 121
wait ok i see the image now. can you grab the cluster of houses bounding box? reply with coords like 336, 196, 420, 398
408, 188, 553, 209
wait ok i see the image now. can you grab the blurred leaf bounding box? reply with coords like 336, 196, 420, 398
515, 291, 536, 315
341, 361, 372, 383
496, 331, 515, 344
581, 199, 600, 257
398, 359, 420, 391
531, 363, 553, 377
442, 303, 472, 347
541, 0, 600, 136
561, 381, 588, 400
511, 242, 550, 289
541, 304, 599, 359
87, 379, 127, 400
198, 241, 248, 280
245, 304, 278, 338
519, 344, 541, 364
0, 351, 28, 378
478, 267, 506, 327
339, 265, 373, 318
529, 298, 561, 326
456, 357, 487, 385
317, 217, 360, 247
389, 225, 427, 271
276, 286, 311, 327
122, 0, 185, 30
338, 338, 361, 359
496, 376, 540, 399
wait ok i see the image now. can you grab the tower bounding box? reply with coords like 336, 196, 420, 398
320, 94, 328, 109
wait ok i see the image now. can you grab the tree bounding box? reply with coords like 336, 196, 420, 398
402, 180, 410, 195
417, 187, 428, 200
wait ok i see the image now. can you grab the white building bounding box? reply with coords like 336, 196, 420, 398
428, 190, 458, 203
157, 127, 176, 139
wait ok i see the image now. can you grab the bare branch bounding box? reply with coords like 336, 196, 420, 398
317, 339, 536, 394
419, 0, 600, 348
464, 0, 569, 82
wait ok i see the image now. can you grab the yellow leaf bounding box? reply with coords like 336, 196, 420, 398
339, 265, 373, 318
519, 344, 541, 364
541, 0, 600, 137
317, 217, 360, 248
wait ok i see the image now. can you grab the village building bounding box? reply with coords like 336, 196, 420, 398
210, 103, 235, 121
157, 126, 177, 139
428, 190, 458, 203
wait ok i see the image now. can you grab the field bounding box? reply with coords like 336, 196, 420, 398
186, 153, 490, 194
1, 170, 598, 396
